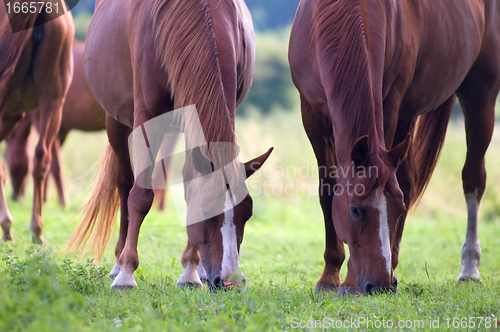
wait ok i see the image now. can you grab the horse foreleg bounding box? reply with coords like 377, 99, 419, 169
111, 184, 154, 290
176, 241, 204, 288
111, 109, 157, 290
154, 134, 177, 211
391, 118, 417, 289
0, 115, 27, 241
338, 258, 360, 296
106, 116, 133, 280
6, 115, 31, 201
301, 98, 346, 291
31, 99, 63, 244
0, 161, 14, 241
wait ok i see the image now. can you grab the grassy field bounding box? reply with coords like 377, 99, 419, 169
0, 110, 499, 331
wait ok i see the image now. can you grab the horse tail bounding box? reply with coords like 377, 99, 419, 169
65, 145, 120, 261
152, 0, 238, 181
409, 95, 455, 210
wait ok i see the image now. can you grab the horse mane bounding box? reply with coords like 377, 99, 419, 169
312, 0, 391, 194
312, 0, 380, 154
152, 0, 239, 186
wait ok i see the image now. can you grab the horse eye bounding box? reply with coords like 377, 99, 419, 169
350, 206, 363, 219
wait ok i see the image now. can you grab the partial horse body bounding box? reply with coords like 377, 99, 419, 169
0, 5, 74, 243
289, 0, 500, 294
5, 40, 177, 209
67, 0, 272, 290
6, 40, 104, 206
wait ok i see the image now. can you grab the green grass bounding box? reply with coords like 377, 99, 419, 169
0, 111, 499, 331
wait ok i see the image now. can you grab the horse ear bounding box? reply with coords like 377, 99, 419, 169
244, 147, 274, 178
192, 146, 213, 175
388, 134, 412, 168
351, 136, 370, 166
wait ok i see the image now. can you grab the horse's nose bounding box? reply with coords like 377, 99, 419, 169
365, 283, 392, 294
208, 275, 224, 292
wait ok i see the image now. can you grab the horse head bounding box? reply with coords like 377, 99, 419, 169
332, 135, 411, 294
183, 146, 273, 290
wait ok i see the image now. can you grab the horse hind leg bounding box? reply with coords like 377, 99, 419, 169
30, 98, 64, 244
456, 63, 500, 282
49, 132, 69, 207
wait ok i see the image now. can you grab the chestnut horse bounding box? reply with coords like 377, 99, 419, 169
0, 6, 74, 243
5, 40, 104, 207
66, 0, 272, 290
289, 0, 500, 294
6, 39, 176, 209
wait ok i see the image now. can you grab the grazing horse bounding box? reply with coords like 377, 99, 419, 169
0, 5, 74, 243
5, 40, 105, 207
66, 0, 272, 290
5, 40, 178, 208
289, 0, 500, 294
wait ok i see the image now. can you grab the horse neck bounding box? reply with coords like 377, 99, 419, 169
154, 0, 242, 188
314, 0, 385, 163
154, 0, 237, 147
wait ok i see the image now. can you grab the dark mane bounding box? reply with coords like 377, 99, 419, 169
152, 1, 236, 154
312, 0, 380, 156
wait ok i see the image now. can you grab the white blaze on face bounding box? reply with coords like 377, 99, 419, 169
220, 197, 240, 280
377, 193, 392, 276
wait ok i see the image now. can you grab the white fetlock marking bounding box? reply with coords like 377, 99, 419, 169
111, 269, 137, 289
220, 197, 243, 282
376, 193, 392, 277
176, 263, 202, 287
459, 190, 481, 281
109, 262, 121, 279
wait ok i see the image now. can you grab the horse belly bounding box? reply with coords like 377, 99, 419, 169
84, 0, 135, 128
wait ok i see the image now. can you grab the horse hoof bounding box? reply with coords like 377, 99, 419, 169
176, 281, 203, 289
1, 218, 13, 241
315, 284, 338, 292
111, 284, 137, 291
392, 276, 398, 290
32, 235, 45, 245
457, 275, 481, 283
111, 269, 137, 290
2, 233, 14, 242
109, 263, 121, 280
208, 276, 225, 293
337, 286, 360, 297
